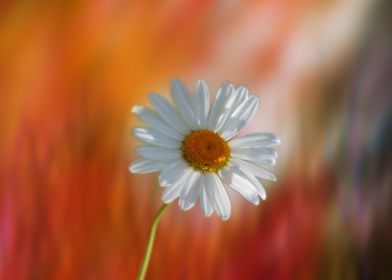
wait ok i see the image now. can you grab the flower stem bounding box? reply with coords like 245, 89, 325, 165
136, 203, 170, 280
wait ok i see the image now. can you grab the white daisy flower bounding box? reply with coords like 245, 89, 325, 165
129, 79, 280, 220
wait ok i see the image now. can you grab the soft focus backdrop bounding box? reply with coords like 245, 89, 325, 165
1, 0, 391, 279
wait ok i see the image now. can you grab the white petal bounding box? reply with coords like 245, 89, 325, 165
234, 86, 249, 104
230, 95, 259, 120
136, 146, 181, 161
170, 79, 198, 129
200, 175, 213, 216
204, 173, 231, 220
231, 147, 277, 165
238, 169, 267, 200
128, 159, 168, 174
231, 147, 277, 158
148, 93, 190, 135
215, 86, 249, 133
224, 164, 267, 200
247, 158, 276, 166
179, 171, 202, 211
220, 96, 259, 140
229, 133, 281, 148
207, 82, 234, 131
131, 127, 180, 148
194, 80, 210, 128
219, 167, 260, 205
132, 106, 183, 140
162, 168, 193, 203
231, 158, 277, 182
159, 160, 188, 187
213, 89, 236, 132
231, 153, 276, 165
162, 185, 182, 203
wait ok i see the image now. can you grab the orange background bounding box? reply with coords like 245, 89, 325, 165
1, 1, 391, 279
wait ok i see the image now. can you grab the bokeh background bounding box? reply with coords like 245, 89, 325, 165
1, 0, 391, 279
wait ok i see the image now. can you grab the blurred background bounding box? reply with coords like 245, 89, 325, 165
1, 0, 391, 279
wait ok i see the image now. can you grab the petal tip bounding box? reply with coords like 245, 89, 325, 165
179, 201, 194, 211
158, 176, 169, 187
147, 92, 158, 100
170, 78, 183, 89
170, 77, 180, 83
128, 162, 138, 173
196, 79, 206, 86
131, 105, 143, 114
130, 127, 139, 136
221, 214, 230, 221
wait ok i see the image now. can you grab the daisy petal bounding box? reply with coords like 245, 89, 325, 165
215, 86, 249, 133
231, 158, 277, 182
159, 160, 188, 187
248, 158, 276, 166
234, 86, 249, 103
179, 171, 202, 211
231, 147, 277, 165
230, 95, 259, 120
219, 167, 260, 205
148, 93, 190, 135
221, 96, 259, 140
162, 168, 193, 203
207, 82, 234, 131
227, 164, 267, 200
229, 132, 281, 148
194, 80, 210, 128
128, 159, 168, 174
204, 173, 231, 220
132, 106, 183, 140
231, 153, 277, 165
170, 79, 198, 129
136, 146, 181, 161
200, 176, 214, 217
131, 127, 180, 148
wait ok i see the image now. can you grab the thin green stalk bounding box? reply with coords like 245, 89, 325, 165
136, 203, 170, 280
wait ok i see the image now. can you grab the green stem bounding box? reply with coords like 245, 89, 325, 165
136, 203, 170, 280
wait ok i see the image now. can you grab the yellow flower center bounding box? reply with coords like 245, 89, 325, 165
181, 130, 230, 172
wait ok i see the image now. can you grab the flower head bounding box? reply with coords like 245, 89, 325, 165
129, 79, 280, 220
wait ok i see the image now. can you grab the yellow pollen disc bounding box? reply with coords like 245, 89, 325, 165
181, 130, 231, 173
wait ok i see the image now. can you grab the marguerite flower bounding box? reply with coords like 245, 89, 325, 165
129, 79, 280, 220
